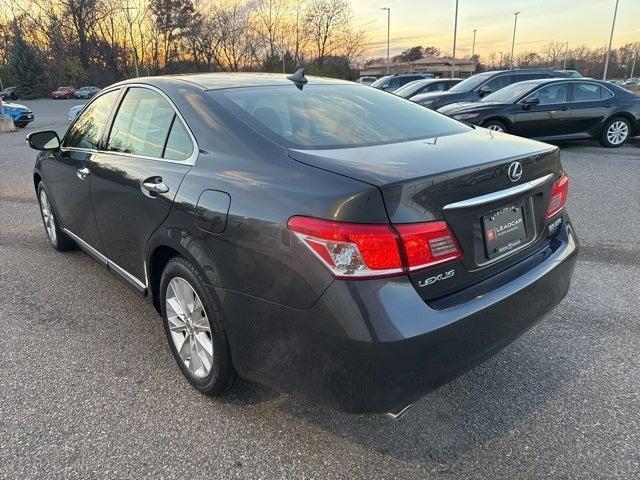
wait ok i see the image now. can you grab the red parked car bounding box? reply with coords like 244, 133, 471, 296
51, 87, 76, 99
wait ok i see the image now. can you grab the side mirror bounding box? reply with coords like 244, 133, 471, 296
522, 97, 540, 109
27, 130, 61, 150
478, 85, 492, 97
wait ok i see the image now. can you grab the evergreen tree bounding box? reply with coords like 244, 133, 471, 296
8, 34, 46, 99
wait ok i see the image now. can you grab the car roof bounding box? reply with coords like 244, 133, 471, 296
115, 72, 354, 91
512, 77, 599, 87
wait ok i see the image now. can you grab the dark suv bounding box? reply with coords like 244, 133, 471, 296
371, 73, 434, 92
414, 69, 579, 109
27, 73, 578, 416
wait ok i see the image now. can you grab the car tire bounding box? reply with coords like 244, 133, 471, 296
483, 120, 508, 133
37, 182, 76, 251
160, 256, 237, 396
599, 117, 631, 148
15, 122, 27, 128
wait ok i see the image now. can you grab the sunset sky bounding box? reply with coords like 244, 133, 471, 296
351, 0, 640, 59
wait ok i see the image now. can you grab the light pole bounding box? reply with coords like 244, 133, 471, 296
472, 29, 477, 57
451, 0, 459, 78
381, 7, 390, 74
603, 0, 620, 80
510, 11, 520, 70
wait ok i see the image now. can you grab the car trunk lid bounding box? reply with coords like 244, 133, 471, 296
288, 128, 563, 301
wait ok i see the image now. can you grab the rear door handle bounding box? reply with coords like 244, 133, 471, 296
141, 178, 170, 195
76, 167, 90, 180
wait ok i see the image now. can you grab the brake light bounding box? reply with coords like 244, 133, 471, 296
288, 217, 461, 279
395, 222, 462, 270
546, 174, 569, 220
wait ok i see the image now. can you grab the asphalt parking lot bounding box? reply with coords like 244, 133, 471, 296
1, 99, 639, 479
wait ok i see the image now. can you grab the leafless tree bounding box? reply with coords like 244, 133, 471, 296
304, 0, 350, 68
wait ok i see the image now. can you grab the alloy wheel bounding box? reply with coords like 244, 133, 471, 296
165, 277, 214, 379
606, 121, 629, 145
39, 189, 57, 244
486, 124, 505, 133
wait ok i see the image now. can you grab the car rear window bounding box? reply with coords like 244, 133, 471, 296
212, 84, 469, 149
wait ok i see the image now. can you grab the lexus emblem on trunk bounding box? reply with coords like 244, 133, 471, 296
507, 161, 523, 182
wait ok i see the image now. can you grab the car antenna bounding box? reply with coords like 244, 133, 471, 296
287, 68, 308, 90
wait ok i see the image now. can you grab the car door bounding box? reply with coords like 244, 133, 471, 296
40, 89, 121, 251
567, 82, 614, 135
88, 86, 195, 286
513, 82, 572, 138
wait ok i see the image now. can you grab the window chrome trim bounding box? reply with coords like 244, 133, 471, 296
60, 146, 99, 154
103, 83, 198, 165
62, 87, 124, 149
443, 174, 554, 210
570, 81, 615, 104
516, 80, 615, 105
62, 228, 147, 292
62, 83, 198, 166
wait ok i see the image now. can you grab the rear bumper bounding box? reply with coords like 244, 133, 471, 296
222, 217, 578, 413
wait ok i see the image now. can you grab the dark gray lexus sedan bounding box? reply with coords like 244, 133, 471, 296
27, 72, 578, 416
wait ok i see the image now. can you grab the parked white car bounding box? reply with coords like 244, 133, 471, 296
68, 104, 85, 121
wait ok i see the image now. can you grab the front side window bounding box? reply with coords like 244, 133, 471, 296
387, 78, 401, 89
448, 72, 493, 92
213, 84, 470, 149
427, 82, 447, 92
64, 89, 119, 149
107, 88, 175, 157
482, 81, 538, 103
483, 75, 513, 93
573, 82, 602, 102
526, 83, 569, 105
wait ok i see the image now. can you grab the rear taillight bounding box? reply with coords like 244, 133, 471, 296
394, 221, 462, 270
546, 174, 569, 220
288, 216, 461, 279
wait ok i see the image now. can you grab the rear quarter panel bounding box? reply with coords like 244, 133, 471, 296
149, 87, 389, 310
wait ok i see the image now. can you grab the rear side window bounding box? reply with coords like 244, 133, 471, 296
398, 76, 421, 87
573, 82, 604, 102
516, 73, 545, 81
164, 118, 193, 161
65, 90, 119, 149
213, 84, 469, 149
107, 88, 175, 157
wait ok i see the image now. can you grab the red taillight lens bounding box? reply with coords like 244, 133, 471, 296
288, 216, 461, 279
546, 174, 569, 220
288, 217, 403, 278
394, 221, 462, 270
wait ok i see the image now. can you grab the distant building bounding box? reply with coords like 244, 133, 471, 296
360, 56, 476, 78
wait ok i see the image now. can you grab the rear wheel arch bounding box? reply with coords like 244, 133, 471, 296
147, 238, 216, 313
148, 244, 182, 313
602, 111, 635, 130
